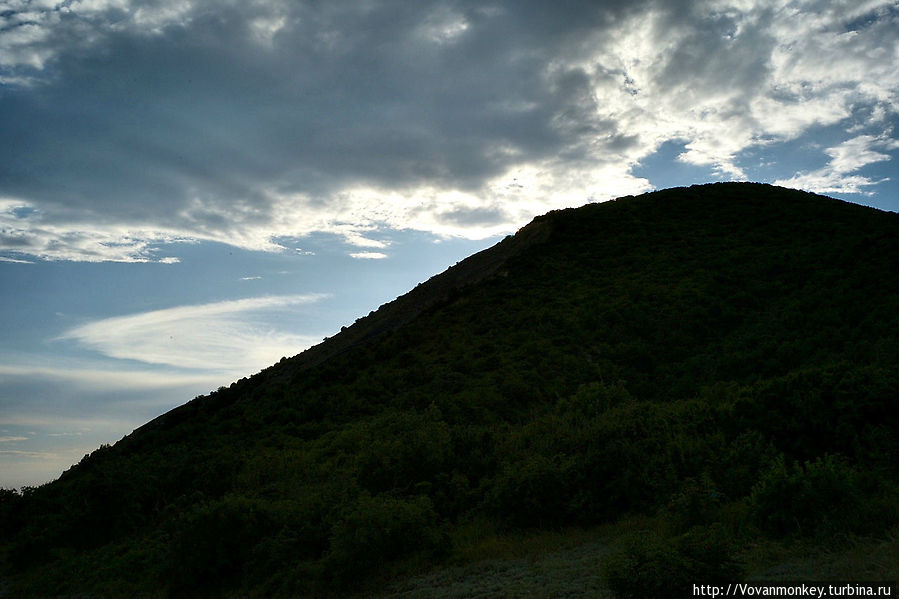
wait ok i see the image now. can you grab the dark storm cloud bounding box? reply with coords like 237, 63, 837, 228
1, 0, 897, 259
0, 1, 641, 218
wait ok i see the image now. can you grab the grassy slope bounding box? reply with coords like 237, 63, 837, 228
2, 183, 898, 597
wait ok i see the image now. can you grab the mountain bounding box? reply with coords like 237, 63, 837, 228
2, 182, 898, 597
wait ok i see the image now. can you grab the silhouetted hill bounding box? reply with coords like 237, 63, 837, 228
2, 183, 898, 597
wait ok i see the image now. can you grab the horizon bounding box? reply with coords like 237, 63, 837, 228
2, 0, 899, 488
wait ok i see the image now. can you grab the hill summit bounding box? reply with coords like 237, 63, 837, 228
2, 182, 898, 597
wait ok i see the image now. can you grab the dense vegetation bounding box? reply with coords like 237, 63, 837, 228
2, 183, 898, 597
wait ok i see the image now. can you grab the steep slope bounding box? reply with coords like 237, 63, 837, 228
2, 183, 898, 597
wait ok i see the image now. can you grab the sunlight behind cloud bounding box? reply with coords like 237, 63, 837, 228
1, 0, 898, 261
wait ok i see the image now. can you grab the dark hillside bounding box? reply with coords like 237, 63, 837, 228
2, 182, 898, 597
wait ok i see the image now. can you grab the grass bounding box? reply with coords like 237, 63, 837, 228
355, 516, 650, 598
355, 517, 899, 598
743, 525, 899, 581
369, 537, 614, 598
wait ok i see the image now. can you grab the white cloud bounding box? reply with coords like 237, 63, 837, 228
582, 0, 899, 181
0, 362, 221, 392
57, 294, 329, 372
131, 0, 195, 34
0, 404, 152, 488
417, 5, 469, 45
2, 292, 335, 488
0, 449, 59, 459
825, 134, 899, 174
0, 200, 190, 261
341, 231, 390, 249
250, 12, 286, 47
0, 350, 230, 487
1, 0, 898, 261
349, 251, 388, 260
774, 134, 899, 194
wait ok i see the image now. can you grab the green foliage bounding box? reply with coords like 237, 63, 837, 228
0, 487, 22, 538
329, 407, 453, 495
324, 494, 447, 582
663, 475, 725, 534
5, 183, 899, 596
602, 525, 743, 599
734, 365, 899, 465
557, 380, 635, 417
749, 455, 895, 538
167, 496, 277, 594
166, 493, 340, 595
708, 430, 780, 498
489, 453, 574, 528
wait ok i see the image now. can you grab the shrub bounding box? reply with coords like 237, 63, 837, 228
602, 532, 682, 599
558, 380, 634, 417
167, 496, 276, 594
664, 475, 723, 534
488, 454, 571, 527
603, 525, 742, 599
325, 408, 453, 495
164, 494, 334, 594
749, 454, 867, 537
711, 430, 780, 498
0, 488, 22, 537
324, 494, 447, 582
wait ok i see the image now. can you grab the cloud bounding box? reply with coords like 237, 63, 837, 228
0, 356, 220, 434
1, 0, 897, 261
349, 251, 388, 260
0, 449, 60, 459
0, 351, 230, 487
0, 362, 221, 392
0, 355, 229, 440
342, 231, 389, 249
1, 291, 335, 488
774, 134, 899, 194
57, 294, 329, 372
0, 446, 75, 489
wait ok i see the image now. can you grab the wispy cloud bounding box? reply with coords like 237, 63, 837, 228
4, 293, 334, 488
349, 252, 388, 260
775, 134, 899, 194
57, 295, 329, 372
0, 363, 221, 392
0, 449, 60, 459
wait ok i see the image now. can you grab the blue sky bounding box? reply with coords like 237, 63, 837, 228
2, 0, 898, 488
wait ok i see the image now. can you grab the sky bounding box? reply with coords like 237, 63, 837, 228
1, 0, 898, 489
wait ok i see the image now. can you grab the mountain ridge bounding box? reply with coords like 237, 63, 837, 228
141, 180, 896, 435
3, 182, 898, 597
129, 204, 553, 438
